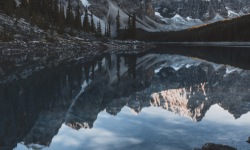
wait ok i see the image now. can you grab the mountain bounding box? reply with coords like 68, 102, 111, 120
84, 0, 250, 31
9, 0, 250, 33
136, 14, 250, 42
152, 0, 250, 31
70, 0, 162, 32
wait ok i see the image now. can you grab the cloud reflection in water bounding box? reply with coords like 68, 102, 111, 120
15, 105, 250, 150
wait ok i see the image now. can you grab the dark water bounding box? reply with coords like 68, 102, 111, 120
1, 46, 250, 150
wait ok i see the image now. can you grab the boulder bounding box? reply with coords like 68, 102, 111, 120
247, 137, 250, 143
202, 143, 237, 150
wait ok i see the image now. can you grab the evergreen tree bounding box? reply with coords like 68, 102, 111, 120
17, 0, 29, 19
107, 19, 111, 37
83, 6, 90, 32
127, 16, 132, 39
20, 0, 28, 9
52, 0, 59, 25
30, 0, 41, 14
44, 0, 53, 23
58, 1, 65, 34
74, 0, 82, 30
4, 0, 16, 15
132, 13, 136, 39
97, 21, 102, 35
127, 16, 131, 28
123, 26, 127, 39
116, 10, 121, 39
66, 0, 74, 27
0, 1, 5, 11
90, 12, 96, 33
104, 23, 107, 36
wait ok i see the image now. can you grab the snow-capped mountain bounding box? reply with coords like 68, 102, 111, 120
13, 0, 250, 32
81, 0, 250, 31
153, 0, 250, 31
154, 0, 250, 19
21, 0, 247, 32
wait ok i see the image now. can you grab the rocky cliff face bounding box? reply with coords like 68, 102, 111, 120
154, 0, 250, 20
59, 0, 160, 31
88, 0, 155, 19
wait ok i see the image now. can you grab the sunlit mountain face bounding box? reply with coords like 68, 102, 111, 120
1, 49, 250, 150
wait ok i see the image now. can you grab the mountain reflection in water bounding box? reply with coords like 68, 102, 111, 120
0, 50, 250, 150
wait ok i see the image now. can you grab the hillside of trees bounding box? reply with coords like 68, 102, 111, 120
136, 14, 250, 42
0, 0, 137, 41
0, 0, 104, 35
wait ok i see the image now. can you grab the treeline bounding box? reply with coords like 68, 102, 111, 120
0, 0, 102, 35
119, 13, 137, 40
136, 14, 250, 42
117, 12, 137, 40
0, 0, 138, 39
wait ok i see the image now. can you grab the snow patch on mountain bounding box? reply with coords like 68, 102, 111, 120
155, 12, 163, 19
15, 0, 21, 6
81, 0, 90, 7
186, 17, 202, 23
160, 14, 204, 31
172, 14, 186, 22
227, 9, 240, 18
211, 14, 225, 22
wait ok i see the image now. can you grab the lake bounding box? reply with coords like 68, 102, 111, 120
1, 45, 250, 150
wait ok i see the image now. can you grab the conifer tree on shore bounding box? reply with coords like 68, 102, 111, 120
83, 6, 90, 32
74, 0, 82, 30
116, 10, 120, 39
90, 12, 96, 33
66, 0, 74, 27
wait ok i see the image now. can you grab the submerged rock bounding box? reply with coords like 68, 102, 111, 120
202, 143, 237, 150
247, 137, 250, 143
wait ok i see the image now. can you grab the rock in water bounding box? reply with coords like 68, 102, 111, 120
247, 137, 250, 143
202, 143, 237, 150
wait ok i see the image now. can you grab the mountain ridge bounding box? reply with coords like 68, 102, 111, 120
136, 13, 250, 42
153, 0, 250, 30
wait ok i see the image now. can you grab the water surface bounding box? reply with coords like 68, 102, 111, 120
1, 46, 250, 150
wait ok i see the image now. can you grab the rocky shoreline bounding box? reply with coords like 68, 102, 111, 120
0, 40, 153, 83
0, 13, 154, 83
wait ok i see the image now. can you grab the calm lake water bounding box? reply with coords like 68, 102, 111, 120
1, 46, 250, 150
